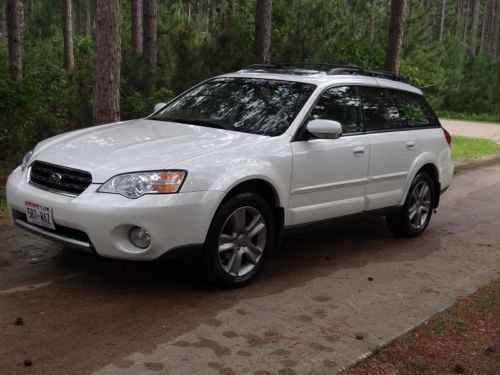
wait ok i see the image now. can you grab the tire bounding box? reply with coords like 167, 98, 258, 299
386, 172, 436, 237
203, 192, 274, 288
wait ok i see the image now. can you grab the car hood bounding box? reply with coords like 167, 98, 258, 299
32, 119, 267, 182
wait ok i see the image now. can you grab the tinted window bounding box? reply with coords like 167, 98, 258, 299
151, 78, 316, 136
309, 86, 362, 134
390, 91, 439, 127
358, 86, 402, 131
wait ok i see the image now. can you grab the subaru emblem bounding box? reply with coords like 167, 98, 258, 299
50, 172, 62, 184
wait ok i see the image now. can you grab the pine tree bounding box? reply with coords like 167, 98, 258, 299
254, 0, 272, 64
131, 0, 143, 57
143, 0, 157, 95
6, 0, 23, 82
385, 0, 408, 73
63, 0, 75, 72
92, 0, 121, 125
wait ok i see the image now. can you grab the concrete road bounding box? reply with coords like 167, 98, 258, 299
441, 119, 500, 143
1, 163, 500, 375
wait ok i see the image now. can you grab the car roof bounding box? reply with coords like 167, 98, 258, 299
219, 68, 423, 96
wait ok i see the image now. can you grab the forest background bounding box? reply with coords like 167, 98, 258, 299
1, 0, 499, 177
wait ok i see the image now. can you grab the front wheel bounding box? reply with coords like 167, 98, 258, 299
386, 172, 435, 237
203, 192, 274, 288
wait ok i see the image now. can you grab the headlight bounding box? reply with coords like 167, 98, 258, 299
21, 150, 33, 171
98, 170, 187, 199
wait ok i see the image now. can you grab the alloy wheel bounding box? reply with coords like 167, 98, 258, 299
408, 180, 432, 230
218, 206, 267, 277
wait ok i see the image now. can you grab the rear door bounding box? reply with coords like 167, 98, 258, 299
289, 86, 369, 225
359, 86, 419, 210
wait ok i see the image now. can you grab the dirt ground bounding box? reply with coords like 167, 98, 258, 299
1, 162, 500, 374
347, 279, 499, 374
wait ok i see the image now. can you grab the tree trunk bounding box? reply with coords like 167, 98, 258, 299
423, 0, 433, 47
131, 0, 143, 57
492, 0, 500, 56
6, 0, 23, 82
220, 0, 227, 27
85, 0, 92, 37
209, 0, 216, 31
254, 0, 272, 64
143, 0, 157, 96
63, 0, 75, 72
385, 0, 408, 73
455, 0, 463, 40
463, 0, 470, 42
469, 0, 480, 55
231, 0, 236, 21
196, 0, 204, 30
1, 3, 7, 42
92, 0, 121, 125
439, 0, 447, 41
369, 0, 376, 42
480, 0, 491, 53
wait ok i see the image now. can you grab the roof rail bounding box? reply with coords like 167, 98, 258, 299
241, 63, 362, 71
239, 63, 408, 83
326, 66, 407, 83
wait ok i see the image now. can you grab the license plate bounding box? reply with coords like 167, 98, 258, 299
25, 201, 55, 230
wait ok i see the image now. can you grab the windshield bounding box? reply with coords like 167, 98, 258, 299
150, 77, 316, 136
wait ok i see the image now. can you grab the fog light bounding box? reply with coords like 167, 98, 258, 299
129, 226, 151, 249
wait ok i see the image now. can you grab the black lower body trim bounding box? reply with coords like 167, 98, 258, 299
283, 206, 401, 236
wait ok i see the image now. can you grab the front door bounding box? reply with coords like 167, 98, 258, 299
288, 86, 369, 225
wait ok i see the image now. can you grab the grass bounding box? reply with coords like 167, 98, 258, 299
347, 279, 500, 375
437, 111, 500, 123
451, 135, 500, 161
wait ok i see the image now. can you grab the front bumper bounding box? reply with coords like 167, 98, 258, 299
6, 167, 224, 260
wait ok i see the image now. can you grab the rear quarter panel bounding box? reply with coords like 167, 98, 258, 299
400, 127, 453, 205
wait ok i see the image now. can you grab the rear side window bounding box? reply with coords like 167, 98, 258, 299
309, 86, 362, 134
390, 91, 439, 128
358, 86, 402, 132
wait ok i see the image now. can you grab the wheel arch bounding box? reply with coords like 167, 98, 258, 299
403, 162, 441, 208
402, 153, 442, 209
216, 178, 285, 246
418, 163, 441, 208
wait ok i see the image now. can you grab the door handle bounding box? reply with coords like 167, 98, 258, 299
406, 141, 416, 150
353, 147, 365, 157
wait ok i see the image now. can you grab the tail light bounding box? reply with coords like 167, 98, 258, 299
443, 128, 452, 147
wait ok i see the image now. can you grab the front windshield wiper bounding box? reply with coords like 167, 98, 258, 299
155, 117, 230, 131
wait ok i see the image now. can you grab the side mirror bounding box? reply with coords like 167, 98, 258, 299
153, 102, 167, 113
306, 119, 343, 139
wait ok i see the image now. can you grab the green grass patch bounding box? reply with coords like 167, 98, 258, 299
0, 186, 8, 224
451, 135, 500, 161
437, 111, 500, 123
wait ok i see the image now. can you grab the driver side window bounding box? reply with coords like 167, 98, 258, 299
309, 86, 362, 134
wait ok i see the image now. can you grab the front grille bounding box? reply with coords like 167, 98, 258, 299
29, 161, 92, 196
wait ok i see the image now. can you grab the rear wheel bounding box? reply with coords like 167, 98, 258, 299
386, 172, 435, 237
203, 192, 274, 288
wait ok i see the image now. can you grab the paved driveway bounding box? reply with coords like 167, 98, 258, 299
1, 162, 500, 374
441, 119, 500, 143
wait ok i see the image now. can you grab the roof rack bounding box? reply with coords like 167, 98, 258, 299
239, 63, 408, 83
326, 67, 407, 82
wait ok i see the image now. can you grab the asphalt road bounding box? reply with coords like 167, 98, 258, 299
1, 161, 499, 374
441, 119, 500, 143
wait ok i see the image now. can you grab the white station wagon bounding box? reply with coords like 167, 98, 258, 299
6, 64, 453, 287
